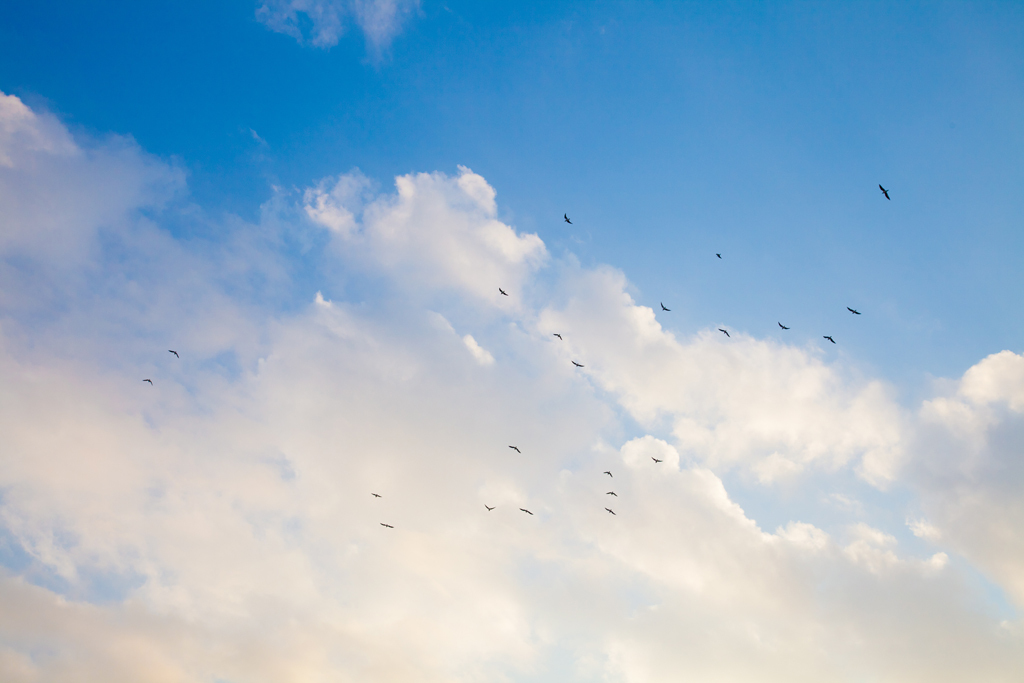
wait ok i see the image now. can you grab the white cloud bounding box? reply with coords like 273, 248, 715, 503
256, 0, 419, 52
462, 334, 494, 366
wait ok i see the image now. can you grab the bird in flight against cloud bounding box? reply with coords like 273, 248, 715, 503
605, 508, 616, 515
572, 360, 584, 368
520, 508, 533, 515
847, 307, 861, 315
380, 523, 394, 528
509, 446, 521, 453
168, 350, 179, 358
485, 505, 494, 511
660, 302, 671, 311
778, 322, 790, 330
499, 288, 508, 296
143, 379, 153, 385
372, 493, 381, 498
603, 471, 613, 477
652, 457, 663, 463
606, 491, 617, 496
716, 253, 722, 259
719, 328, 730, 338
879, 184, 890, 200
564, 214, 572, 224
824, 335, 836, 344
552, 333, 562, 340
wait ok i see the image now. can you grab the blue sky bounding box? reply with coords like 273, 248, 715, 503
1, 2, 1023, 681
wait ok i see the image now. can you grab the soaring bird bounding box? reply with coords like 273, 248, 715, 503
553, 333, 563, 340
380, 523, 394, 528
824, 335, 836, 344
605, 508, 616, 515
652, 457, 663, 463
716, 253, 722, 259
879, 185, 890, 200
499, 288, 508, 296
143, 379, 153, 385
778, 323, 790, 330
572, 361, 584, 368
509, 446, 521, 453
485, 505, 495, 511
168, 350, 179, 358
719, 328, 730, 338
606, 491, 618, 496
603, 471, 613, 477
847, 307, 861, 315
520, 508, 534, 515
660, 302, 671, 312
564, 214, 572, 224
372, 493, 382, 498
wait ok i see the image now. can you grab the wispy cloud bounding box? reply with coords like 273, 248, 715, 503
256, 0, 419, 54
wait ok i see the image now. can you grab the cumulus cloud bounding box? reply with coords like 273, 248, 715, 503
1, 92, 1022, 681
256, 0, 419, 52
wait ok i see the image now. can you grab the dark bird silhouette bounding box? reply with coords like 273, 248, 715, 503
719, 328, 730, 338
553, 333, 563, 340
564, 214, 572, 224
847, 307, 861, 315
716, 253, 722, 259
660, 302, 671, 311
372, 493, 382, 498
380, 523, 394, 528
499, 288, 508, 296
652, 457, 663, 463
509, 446, 521, 453
778, 323, 790, 330
606, 491, 617, 496
603, 471, 613, 477
143, 379, 153, 385
572, 361, 584, 368
824, 335, 836, 344
879, 185, 890, 200
520, 508, 533, 515
168, 350, 179, 358
605, 508, 616, 515
485, 505, 495, 511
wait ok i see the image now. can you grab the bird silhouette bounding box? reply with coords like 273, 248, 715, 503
509, 446, 521, 453
572, 361, 584, 368
719, 328, 730, 338
778, 323, 790, 330
372, 493, 382, 498
606, 491, 618, 496
652, 457, 663, 463
605, 508, 616, 515
380, 523, 394, 528
553, 333, 563, 340
520, 508, 533, 515
485, 505, 495, 511
499, 288, 508, 296
168, 350, 179, 358
847, 307, 861, 315
143, 379, 153, 385
660, 302, 671, 311
603, 471, 613, 477
879, 185, 890, 200
716, 253, 722, 259
824, 335, 836, 344
564, 214, 572, 224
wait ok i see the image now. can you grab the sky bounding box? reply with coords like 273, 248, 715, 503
0, 1, 1022, 681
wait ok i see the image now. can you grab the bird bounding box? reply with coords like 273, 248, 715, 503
605, 508, 616, 515
823, 335, 836, 344
499, 288, 508, 296
380, 523, 394, 528
572, 361, 584, 368
879, 184, 890, 200
606, 491, 618, 496
847, 307, 861, 315
372, 493, 382, 498
143, 379, 153, 385
168, 350, 179, 358
520, 508, 533, 515
564, 214, 572, 224
660, 302, 671, 311
603, 471, 613, 477
509, 446, 521, 453
553, 333, 563, 340
485, 505, 495, 511
716, 253, 722, 259
719, 328, 730, 338
778, 323, 790, 330
652, 457, 663, 463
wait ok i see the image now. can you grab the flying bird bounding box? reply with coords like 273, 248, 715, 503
652, 457, 663, 463
572, 361, 584, 368
485, 505, 495, 511
564, 214, 572, 224
520, 508, 533, 515
499, 288, 508, 296
509, 446, 521, 453
143, 379, 153, 385
606, 491, 617, 497
823, 335, 836, 344
605, 508, 616, 515
660, 302, 671, 311
168, 350, 179, 358
380, 523, 394, 528
716, 253, 722, 259
719, 328, 730, 338
553, 333, 563, 340
603, 471, 613, 477
879, 184, 890, 200
778, 323, 790, 330
372, 493, 382, 498
847, 307, 861, 315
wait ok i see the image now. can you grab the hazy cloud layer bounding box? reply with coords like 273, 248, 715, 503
1, 92, 1022, 682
